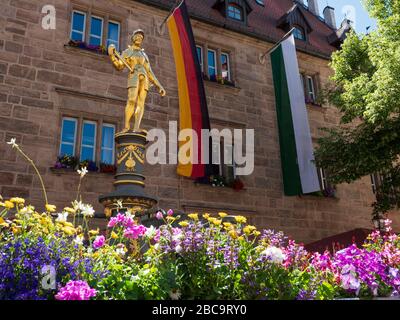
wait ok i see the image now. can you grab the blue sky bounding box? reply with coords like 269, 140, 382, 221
314, 0, 377, 33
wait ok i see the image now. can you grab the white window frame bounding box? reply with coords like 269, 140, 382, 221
89, 15, 104, 46
60, 117, 78, 156
371, 174, 378, 194
107, 20, 120, 51
196, 45, 203, 72
319, 168, 328, 191
223, 143, 236, 179
227, 4, 243, 21
307, 76, 316, 102
101, 123, 116, 165
221, 52, 231, 81
70, 10, 87, 42
80, 120, 97, 162
207, 49, 217, 79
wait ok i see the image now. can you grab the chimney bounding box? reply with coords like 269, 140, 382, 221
308, 0, 319, 16
323, 6, 337, 29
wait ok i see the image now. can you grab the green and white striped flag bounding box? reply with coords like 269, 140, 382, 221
270, 34, 320, 196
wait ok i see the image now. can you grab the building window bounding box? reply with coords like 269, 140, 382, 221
255, 0, 264, 5
101, 124, 116, 165
196, 45, 203, 72
306, 76, 316, 102
71, 11, 86, 42
69, 10, 120, 52
227, 4, 244, 21
107, 21, 120, 51
212, 141, 236, 184
208, 49, 217, 81
293, 26, 306, 41
60, 118, 78, 157
221, 52, 231, 81
89, 16, 103, 46
80, 121, 97, 162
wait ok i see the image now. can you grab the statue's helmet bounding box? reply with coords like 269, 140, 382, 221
131, 29, 145, 42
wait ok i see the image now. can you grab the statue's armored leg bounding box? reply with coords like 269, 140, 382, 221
134, 88, 146, 132
125, 87, 139, 132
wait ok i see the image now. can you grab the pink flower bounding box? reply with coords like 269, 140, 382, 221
93, 235, 105, 250
55, 280, 97, 300
167, 209, 174, 216
156, 211, 164, 220
108, 217, 118, 228
124, 225, 147, 240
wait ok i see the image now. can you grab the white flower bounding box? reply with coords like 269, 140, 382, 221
169, 289, 181, 300
116, 200, 123, 209
175, 245, 183, 253
81, 204, 95, 218
131, 275, 140, 282
72, 200, 85, 212
341, 273, 361, 292
77, 167, 88, 178
74, 235, 84, 246
7, 138, 18, 148
56, 212, 69, 223
116, 244, 126, 256
19, 206, 34, 215
262, 246, 286, 264
145, 226, 157, 239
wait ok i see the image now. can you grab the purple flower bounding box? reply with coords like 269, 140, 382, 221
55, 280, 97, 300
156, 211, 164, 220
123, 225, 147, 240
93, 236, 105, 250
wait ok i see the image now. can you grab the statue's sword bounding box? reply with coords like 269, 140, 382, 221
111, 47, 134, 73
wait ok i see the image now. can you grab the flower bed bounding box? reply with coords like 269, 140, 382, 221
0, 197, 399, 300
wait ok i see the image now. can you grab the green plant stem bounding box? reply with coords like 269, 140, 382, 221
15, 146, 48, 205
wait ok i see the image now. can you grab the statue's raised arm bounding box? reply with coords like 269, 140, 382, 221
107, 29, 166, 133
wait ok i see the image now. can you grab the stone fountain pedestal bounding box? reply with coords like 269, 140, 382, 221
99, 130, 158, 218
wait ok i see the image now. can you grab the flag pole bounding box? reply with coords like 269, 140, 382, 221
160, 0, 184, 28
259, 27, 296, 64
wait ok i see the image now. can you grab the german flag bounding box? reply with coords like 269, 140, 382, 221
167, 0, 211, 179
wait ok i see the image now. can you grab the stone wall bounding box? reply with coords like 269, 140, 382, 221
0, 0, 398, 243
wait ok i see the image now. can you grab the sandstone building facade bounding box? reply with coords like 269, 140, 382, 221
0, 0, 398, 243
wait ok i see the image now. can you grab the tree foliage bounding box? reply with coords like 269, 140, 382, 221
315, 0, 400, 216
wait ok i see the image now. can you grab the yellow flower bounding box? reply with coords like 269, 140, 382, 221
210, 218, 222, 226
63, 207, 76, 214
12, 226, 21, 234
45, 204, 56, 213
62, 226, 76, 236
243, 225, 257, 235
203, 213, 210, 219
234, 216, 247, 224
188, 213, 199, 221
218, 212, 228, 218
4, 201, 14, 209
89, 229, 100, 236
228, 230, 238, 239
10, 197, 25, 205
166, 216, 176, 223
179, 221, 189, 228
238, 236, 245, 241
111, 231, 118, 239
253, 231, 261, 237
223, 222, 233, 230
0, 217, 10, 228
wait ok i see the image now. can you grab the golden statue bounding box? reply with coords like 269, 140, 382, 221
108, 29, 166, 133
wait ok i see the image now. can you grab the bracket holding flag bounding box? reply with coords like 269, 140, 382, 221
259, 27, 296, 65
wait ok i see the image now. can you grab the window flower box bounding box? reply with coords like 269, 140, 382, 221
67, 40, 107, 55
